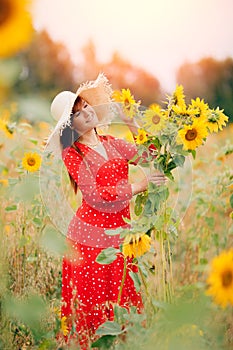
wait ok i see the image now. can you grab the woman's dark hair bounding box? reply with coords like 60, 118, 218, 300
60, 95, 83, 194
60, 125, 79, 149
60, 95, 83, 149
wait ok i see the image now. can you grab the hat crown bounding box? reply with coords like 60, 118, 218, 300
51, 91, 77, 121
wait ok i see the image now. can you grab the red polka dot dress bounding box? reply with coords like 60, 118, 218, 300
61, 135, 143, 348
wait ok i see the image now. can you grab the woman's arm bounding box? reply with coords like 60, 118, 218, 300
115, 103, 140, 136
110, 136, 166, 195
131, 170, 166, 195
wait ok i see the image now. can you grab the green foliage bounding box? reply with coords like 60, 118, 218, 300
96, 247, 120, 264
40, 226, 67, 257
0, 39, 232, 348
91, 335, 116, 349
230, 193, 233, 209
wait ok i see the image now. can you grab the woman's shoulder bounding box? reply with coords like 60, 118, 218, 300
62, 144, 82, 161
99, 134, 123, 143
99, 134, 114, 141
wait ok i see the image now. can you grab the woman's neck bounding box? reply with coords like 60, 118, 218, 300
78, 130, 99, 146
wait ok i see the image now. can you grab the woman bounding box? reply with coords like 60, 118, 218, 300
46, 73, 165, 348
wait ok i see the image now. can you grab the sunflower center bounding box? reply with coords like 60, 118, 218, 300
222, 270, 233, 288
152, 114, 161, 125
139, 134, 144, 141
0, 0, 12, 26
124, 98, 130, 106
185, 128, 197, 141
27, 157, 36, 166
195, 108, 201, 117
208, 113, 218, 123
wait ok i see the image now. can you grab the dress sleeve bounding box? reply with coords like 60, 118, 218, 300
109, 136, 139, 164
62, 146, 132, 205
110, 136, 157, 166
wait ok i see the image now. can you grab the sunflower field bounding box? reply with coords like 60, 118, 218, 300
0, 1, 233, 349
0, 81, 232, 350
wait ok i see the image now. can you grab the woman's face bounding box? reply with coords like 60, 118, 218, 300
71, 99, 99, 135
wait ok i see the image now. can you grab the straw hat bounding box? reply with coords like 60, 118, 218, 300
45, 73, 113, 157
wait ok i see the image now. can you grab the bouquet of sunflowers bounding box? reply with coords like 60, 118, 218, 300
96, 85, 229, 302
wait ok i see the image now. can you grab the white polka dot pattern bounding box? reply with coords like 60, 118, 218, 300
61, 135, 143, 347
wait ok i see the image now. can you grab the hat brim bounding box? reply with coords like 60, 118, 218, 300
45, 73, 113, 157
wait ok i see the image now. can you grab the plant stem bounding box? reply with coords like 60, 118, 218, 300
167, 239, 174, 299
138, 265, 149, 297
159, 230, 166, 302
117, 257, 127, 305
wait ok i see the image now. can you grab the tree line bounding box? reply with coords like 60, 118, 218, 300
11, 30, 233, 123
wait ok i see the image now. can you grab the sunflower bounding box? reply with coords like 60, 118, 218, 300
0, 0, 33, 58
206, 249, 233, 307
206, 107, 229, 133
22, 152, 41, 172
61, 316, 69, 337
112, 88, 138, 118
122, 233, 151, 258
0, 110, 14, 138
112, 89, 122, 102
190, 97, 209, 122
142, 104, 167, 134
172, 104, 197, 120
177, 119, 208, 150
0, 179, 8, 186
171, 85, 186, 110
135, 128, 148, 145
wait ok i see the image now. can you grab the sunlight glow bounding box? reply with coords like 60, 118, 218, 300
32, 0, 233, 90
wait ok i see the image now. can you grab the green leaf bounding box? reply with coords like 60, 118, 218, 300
95, 321, 125, 335
212, 233, 219, 247
29, 138, 38, 145
204, 216, 215, 229
200, 258, 208, 265
138, 263, 148, 278
173, 154, 185, 167
19, 235, 29, 247
134, 192, 148, 216
143, 199, 152, 215
188, 149, 196, 159
105, 227, 122, 236
164, 171, 174, 181
230, 193, 233, 209
96, 247, 120, 264
166, 160, 177, 172
91, 335, 116, 349
40, 226, 67, 256
33, 217, 42, 227
151, 137, 162, 150
5, 204, 17, 211
113, 304, 128, 323
129, 271, 141, 293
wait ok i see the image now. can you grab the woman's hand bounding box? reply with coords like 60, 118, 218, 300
147, 170, 167, 187
131, 170, 166, 195
115, 103, 140, 135
115, 103, 130, 123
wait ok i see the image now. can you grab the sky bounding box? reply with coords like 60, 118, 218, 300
32, 0, 233, 91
